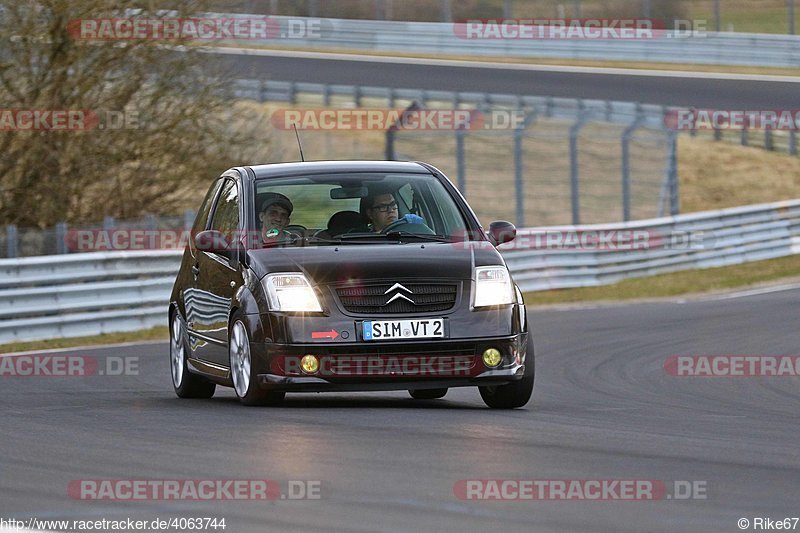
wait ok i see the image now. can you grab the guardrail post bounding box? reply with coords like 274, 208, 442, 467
6, 225, 18, 258
789, 0, 796, 35
621, 105, 644, 222
259, 79, 269, 103
765, 128, 774, 151
288, 81, 297, 105
641, 0, 650, 18
103, 216, 115, 230
323, 84, 332, 107
790, 130, 797, 156
354, 85, 362, 107
569, 103, 588, 225
713, 126, 722, 141
668, 130, 680, 216
741, 123, 748, 146
714, 0, 721, 32
55, 222, 68, 254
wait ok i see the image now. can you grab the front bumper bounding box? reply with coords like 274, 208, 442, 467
252, 334, 529, 392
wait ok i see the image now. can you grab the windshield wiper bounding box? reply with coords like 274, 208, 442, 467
384, 231, 453, 242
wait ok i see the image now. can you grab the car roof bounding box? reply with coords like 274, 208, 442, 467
248, 160, 432, 180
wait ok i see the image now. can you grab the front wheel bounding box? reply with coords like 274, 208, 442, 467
170, 311, 216, 399
479, 334, 534, 409
229, 318, 285, 406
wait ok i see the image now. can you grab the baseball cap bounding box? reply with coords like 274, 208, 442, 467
260, 192, 293, 215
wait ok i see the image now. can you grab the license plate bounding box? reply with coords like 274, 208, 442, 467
362, 319, 445, 341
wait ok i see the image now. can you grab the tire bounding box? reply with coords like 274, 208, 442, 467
170, 311, 216, 399
479, 333, 534, 409
409, 388, 448, 400
229, 318, 285, 406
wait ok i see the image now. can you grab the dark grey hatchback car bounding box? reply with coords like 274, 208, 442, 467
169, 161, 534, 408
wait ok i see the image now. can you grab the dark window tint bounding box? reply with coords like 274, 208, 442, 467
210, 179, 239, 237
191, 179, 223, 234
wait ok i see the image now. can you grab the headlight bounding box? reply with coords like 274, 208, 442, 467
473, 266, 514, 308
263, 273, 323, 312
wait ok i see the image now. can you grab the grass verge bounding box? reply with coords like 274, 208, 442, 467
523, 254, 800, 305
0, 326, 169, 354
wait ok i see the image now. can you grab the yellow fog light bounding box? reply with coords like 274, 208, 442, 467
482, 348, 502, 368
300, 355, 319, 374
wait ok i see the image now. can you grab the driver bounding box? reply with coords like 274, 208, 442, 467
361, 188, 427, 233
259, 192, 294, 245
364, 192, 399, 232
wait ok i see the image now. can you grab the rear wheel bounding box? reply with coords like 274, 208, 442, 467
170, 311, 216, 399
229, 319, 285, 406
409, 388, 448, 400
479, 334, 534, 409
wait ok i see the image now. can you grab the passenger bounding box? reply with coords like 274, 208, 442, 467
259, 192, 293, 245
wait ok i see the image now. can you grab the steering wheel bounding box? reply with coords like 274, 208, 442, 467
380, 215, 435, 235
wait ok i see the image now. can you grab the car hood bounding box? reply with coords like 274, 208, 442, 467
247, 242, 505, 285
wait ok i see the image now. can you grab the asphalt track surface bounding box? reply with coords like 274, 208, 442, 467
215, 49, 800, 108
2, 288, 798, 532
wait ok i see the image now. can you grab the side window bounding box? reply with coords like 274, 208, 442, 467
209, 179, 239, 238
191, 179, 223, 234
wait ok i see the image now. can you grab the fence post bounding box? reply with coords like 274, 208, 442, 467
512, 109, 538, 227
6, 225, 18, 258
789, 0, 796, 35
55, 222, 68, 254
440, 0, 452, 22
503, 0, 513, 18
455, 128, 466, 193
288, 81, 297, 105
621, 105, 644, 222
714, 0, 721, 32
741, 123, 748, 146
103, 216, 115, 230
790, 130, 797, 156
184, 210, 195, 230
569, 103, 589, 225
385, 128, 396, 160
259, 79, 269, 103
668, 130, 679, 216
765, 128, 774, 151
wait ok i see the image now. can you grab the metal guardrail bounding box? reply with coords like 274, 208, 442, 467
2, 200, 800, 344
227, 15, 800, 68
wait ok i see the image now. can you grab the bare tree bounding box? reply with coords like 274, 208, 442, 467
0, 0, 264, 227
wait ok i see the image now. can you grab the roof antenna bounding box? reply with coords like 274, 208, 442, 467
292, 123, 305, 162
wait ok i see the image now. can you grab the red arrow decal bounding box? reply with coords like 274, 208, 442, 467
312, 330, 339, 340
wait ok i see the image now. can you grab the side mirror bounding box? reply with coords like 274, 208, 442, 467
194, 230, 238, 259
488, 220, 516, 246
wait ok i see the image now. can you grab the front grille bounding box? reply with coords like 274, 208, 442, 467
335, 283, 458, 314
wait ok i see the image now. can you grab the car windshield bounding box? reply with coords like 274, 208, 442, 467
250, 172, 473, 247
